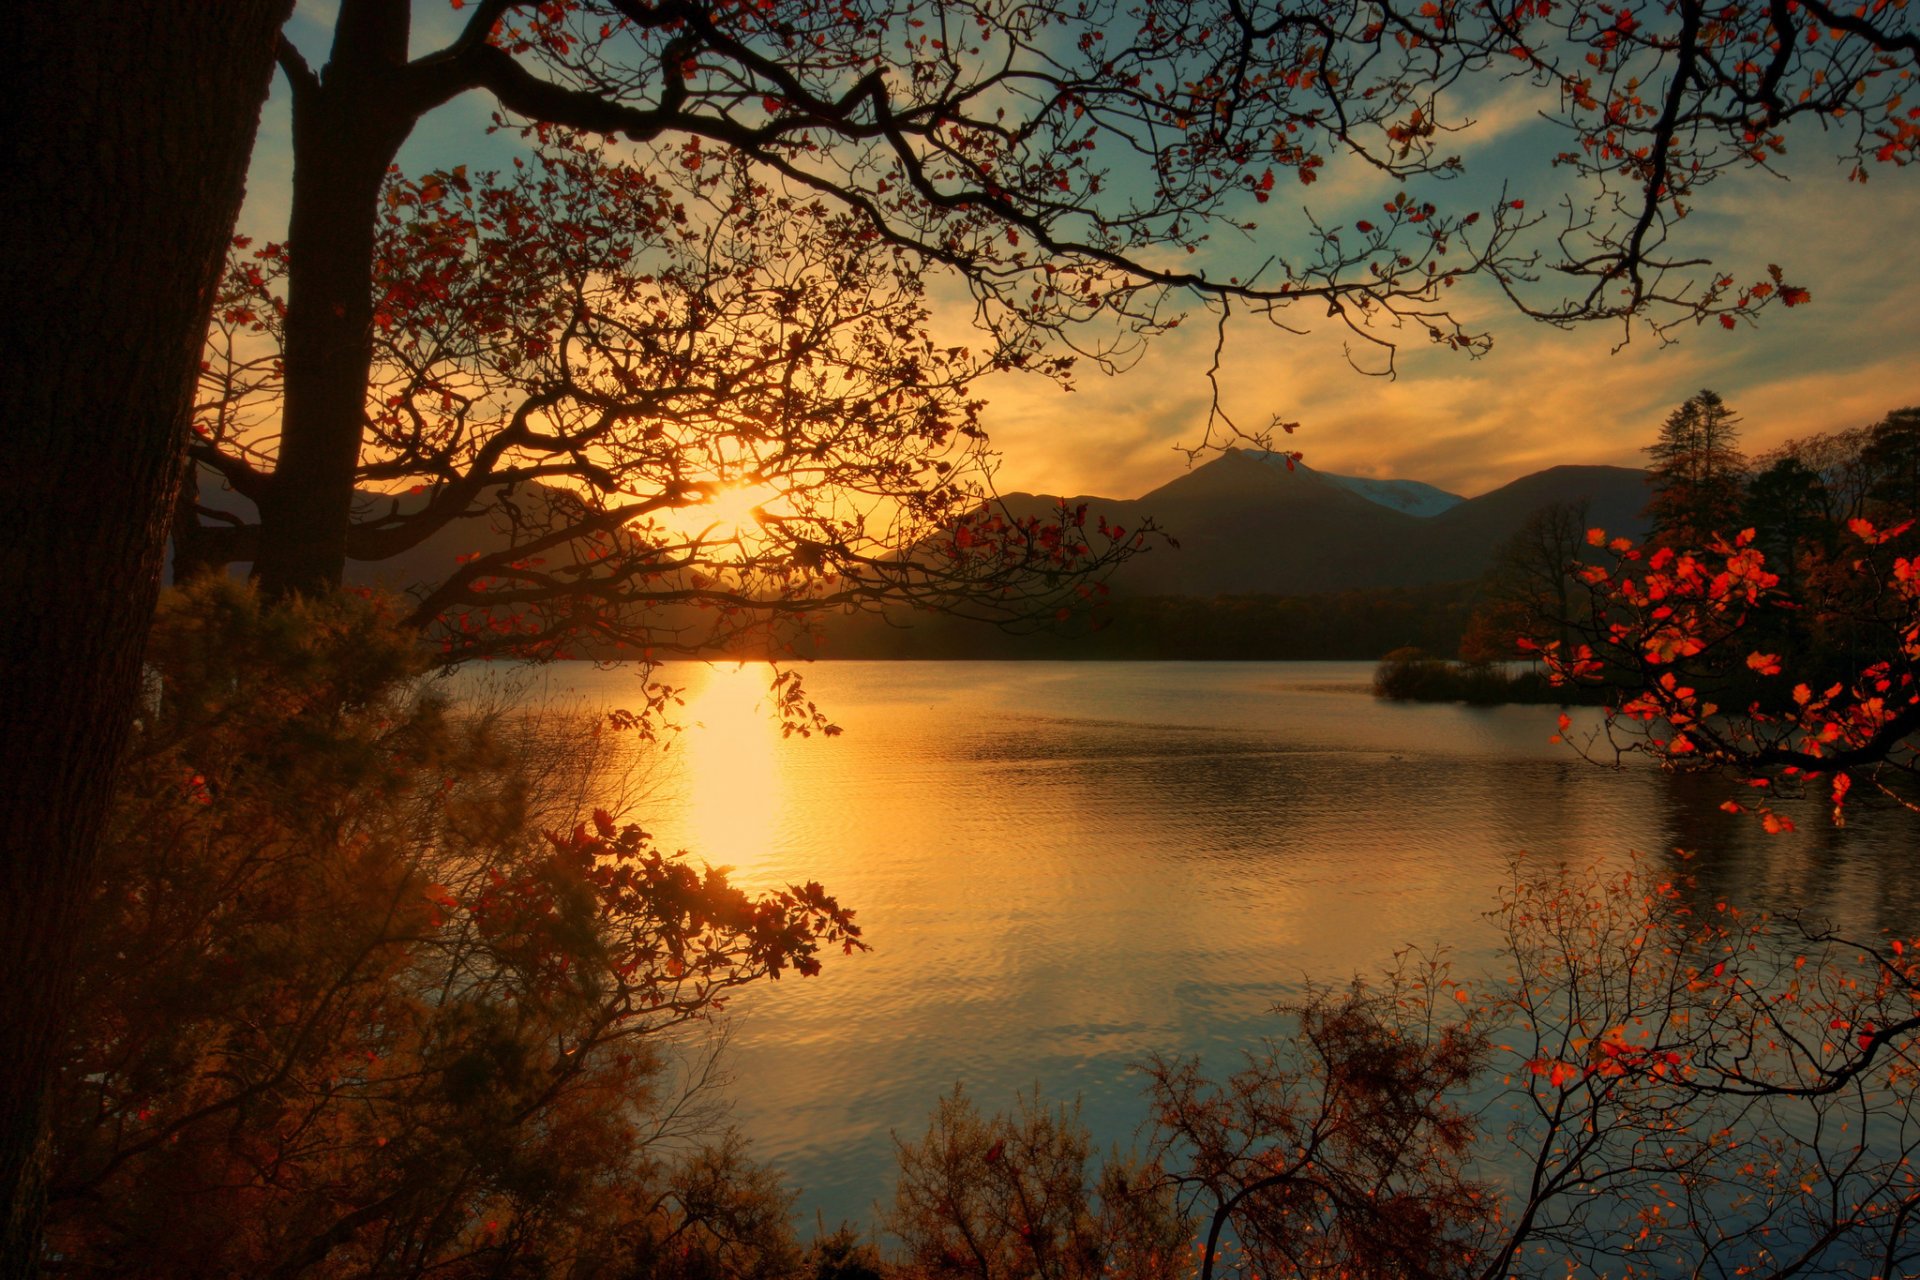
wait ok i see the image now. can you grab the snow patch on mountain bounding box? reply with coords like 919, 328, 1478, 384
1318, 472, 1465, 518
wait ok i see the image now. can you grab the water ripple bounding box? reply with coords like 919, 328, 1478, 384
440, 660, 1918, 1229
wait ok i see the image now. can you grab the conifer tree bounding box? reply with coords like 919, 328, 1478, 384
1643, 390, 1747, 546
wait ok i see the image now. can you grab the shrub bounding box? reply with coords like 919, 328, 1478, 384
46, 578, 861, 1279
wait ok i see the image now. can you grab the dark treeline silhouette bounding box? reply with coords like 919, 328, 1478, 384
797, 584, 1481, 662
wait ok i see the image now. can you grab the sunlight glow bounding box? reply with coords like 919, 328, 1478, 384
690, 482, 782, 544
680, 663, 783, 873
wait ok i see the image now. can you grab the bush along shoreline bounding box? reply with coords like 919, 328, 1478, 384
1371, 647, 1607, 705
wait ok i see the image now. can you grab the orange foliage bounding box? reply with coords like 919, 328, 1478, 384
1540, 521, 1920, 826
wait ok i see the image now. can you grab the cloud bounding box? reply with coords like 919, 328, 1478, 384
985, 135, 1920, 499
976, 323, 1222, 499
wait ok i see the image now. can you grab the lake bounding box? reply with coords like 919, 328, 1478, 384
445, 659, 1920, 1231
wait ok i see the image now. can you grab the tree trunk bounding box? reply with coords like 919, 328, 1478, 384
0, 5, 289, 1273
250, 104, 393, 597
252, 0, 416, 600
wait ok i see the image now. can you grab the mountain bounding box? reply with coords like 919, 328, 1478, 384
995, 452, 1649, 599
1398, 464, 1650, 584
1114, 453, 1424, 595
1431, 463, 1651, 547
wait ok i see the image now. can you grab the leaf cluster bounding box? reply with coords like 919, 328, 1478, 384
1532, 404, 1920, 825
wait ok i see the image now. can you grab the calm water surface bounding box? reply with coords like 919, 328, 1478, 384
448, 660, 1920, 1229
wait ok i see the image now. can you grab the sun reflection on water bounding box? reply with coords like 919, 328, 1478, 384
486, 660, 1920, 1230
678, 663, 783, 873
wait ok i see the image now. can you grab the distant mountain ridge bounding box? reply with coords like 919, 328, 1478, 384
996, 450, 1649, 598
183, 451, 1652, 606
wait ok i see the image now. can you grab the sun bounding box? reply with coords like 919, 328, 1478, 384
691, 482, 779, 541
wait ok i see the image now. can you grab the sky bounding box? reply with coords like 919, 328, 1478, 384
246, 2, 1920, 504
973, 154, 1920, 501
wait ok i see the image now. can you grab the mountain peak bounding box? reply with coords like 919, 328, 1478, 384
1136, 446, 1327, 504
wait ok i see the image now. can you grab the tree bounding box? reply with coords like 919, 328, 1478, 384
1861, 407, 1920, 528
1513, 407, 1920, 826
1145, 967, 1490, 1280
201, 0, 1498, 609
1473, 858, 1920, 1280
178, 0, 1917, 641
1459, 499, 1592, 663
193, 131, 1151, 663
1540, 520, 1918, 829
1763, 426, 1880, 529
44, 580, 863, 1278
1, 6, 292, 1272
1743, 454, 1834, 580
1740, 453, 1833, 659
887, 1086, 1188, 1280
1644, 390, 1747, 548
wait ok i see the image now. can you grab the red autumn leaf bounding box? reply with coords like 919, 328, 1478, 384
1529, 1057, 1578, 1087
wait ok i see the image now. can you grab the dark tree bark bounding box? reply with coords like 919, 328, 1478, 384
0, 4, 290, 1273
253, 2, 419, 598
